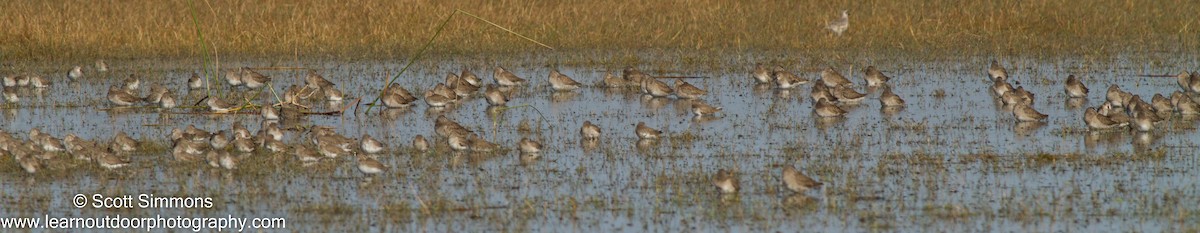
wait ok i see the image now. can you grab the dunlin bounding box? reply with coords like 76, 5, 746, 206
1064, 75, 1089, 98
160, 94, 177, 109
880, 87, 906, 107
810, 80, 838, 103
1151, 94, 1174, 118
209, 130, 230, 149
432, 83, 458, 101
2, 76, 16, 87
95, 60, 109, 72
814, 99, 847, 117
217, 150, 238, 170
412, 135, 429, 152
635, 122, 662, 139
580, 121, 602, 139
831, 86, 867, 103
690, 100, 722, 117
434, 115, 472, 138
68, 66, 83, 80
240, 67, 271, 89
641, 78, 674, 97
449, 75, 479, 97
862, 66, 890, 87
264, 138, 287, 153
782, 165, 823, 193
108, 86, 142, 106
549, 69, 582, 91
316, 135, 353, 158
1190, 71, 1200, 93
484, 84, 508, 106
820, 67, 852, 88
294, 145, 321, 163
16, 153, 41, 173
232, 121, 252, 139
305, 72, 336, 90
361, 134, 386, 154
124, 75, 141, 91
826, 10, 849, 36
1000, 87, 1031, 106
424, 90, 453, 108
1084, 107, 1126, 130
773, 66, 809, 89
188, 73, 203, 89
519, 137, 543, 154
113, 132, 139, 152
493, 67, 527, 86
712, 169, 740, 194
601, 72, 626, 87
674, 79, 708, 99
386, 83, 418, 103
206, 97, 238, 112
232, 137, 255, 153
14, 75, 29, 87
992, 80, 1014, 96
94, 149, 130, 169
988, 60, 1008, 81
1131, 108, 1155, 132
1012, 103, 1048, 122
144, 84, 168, 104
461, 68, 482, 87
171, 139, 206, 162
1106, 85, 1127, 107
751, 63, 773, 84
263, 122, 284, 141
324, 88, 345, 101
224, 69, 243, 87
467, 134, 500, 152
1173, 92, 1200, 115
1098, 103, 1131, 125
356, 153, 387, 175
262, 105, 280, 120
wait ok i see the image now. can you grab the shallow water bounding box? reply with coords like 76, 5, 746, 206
1, 57, 1199, 232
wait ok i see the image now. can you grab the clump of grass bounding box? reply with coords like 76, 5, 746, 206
1, 0, 1196, 61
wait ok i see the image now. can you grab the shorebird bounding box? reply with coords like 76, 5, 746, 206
690, 100, 723, 117
484, 84, 508, 106
712, 169, 740, 194
261, 105, 279, 120
382, 91, 415, 108
635, 122, 663, 139
68, 66, 83, 80
1191, 71, 1200, 93
814, 99, 847, 117
412, 135, 429, 152
361, 134, 386, 154
1084, 107, 1126, 130
1173, 92, 1200, 115
1152, 94, 1174, 118
782, 165, 823, 193
171, 139, 206, 162
751, 63, 773, 84
580, 121, 602, 139
123, 75, 141, 91
601, 72, 626, 87
880, 86, 906, 107
826, 10, 849, 36
1177, 71, 1192, 92
1131, 108, 1155, 132
107, 86, 142, 106
206, 97, 238, 112
1064, 75, 1089, 98
810, 80, 838, 103
324, 88, 345, 101
1, 89, 15, 103
988, 60, 1008, 81
1012, 103, 1048, 122
224, 69, 243, 87
113, 132, 139, 152
305, 72, 336, 91
447, 134, 471, 151
773, 66, 809, 89
188, 73, 203, 89
831, 86, 867, 103
548, 69, 582, 91
820, 67, 853, 87
209, 130, 230, 149
641, 78, 674, 97
423, 90, 454, 108
1098, 102, 1131, 125
1106, 85, 1131, 107
94, 149, 131, 169
493, 67, 527, 86
293, 145, 321, 163
467, 134, 500, 152
460, 68, 482, 87
623, 66, 651, 85
29, 76, 49, 88
519, 137, 542, 154
240, 67, 271, 89
674, 79, 708, 99
356, 153, 387, 175
862, 66, 890, 87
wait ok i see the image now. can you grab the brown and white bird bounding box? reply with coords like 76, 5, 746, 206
831, 86, 867, 103
240, 67, 271, 89
782, 165, 823, 193
820, 67, 853, 88
108, 86, 142, 106
712, 169, 740, 194
690, 100, 723, 117
1064, 75, 1089, 98
493, 67, 527, 86
814, 99, 847, 117
674, 79, 708, 99
601, 72, 627, 87
1012, 103, 1048, 122
518, 137, 543, 154
635, 122, 663, 139
880, 87, 906, 107
773, 66, 809, 89
751, 63, 773, 84
360, 134, 386, 154
862, 66, 890, 87
580, 121, 602, 139
412, 135, 430, 152
548, 69, 582, 91
641, 78, 674, 97
1084, 107, 1126, 130
988, 60, 1008, 81
484, 84, 508, 106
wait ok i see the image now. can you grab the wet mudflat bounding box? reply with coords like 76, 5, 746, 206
1, 57, 1198, 232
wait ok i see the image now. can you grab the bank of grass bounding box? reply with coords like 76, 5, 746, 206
0, 0, 1196, 62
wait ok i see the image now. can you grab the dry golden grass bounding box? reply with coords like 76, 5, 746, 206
1, 0, 1196, 61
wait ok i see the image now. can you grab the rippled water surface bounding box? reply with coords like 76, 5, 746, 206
2, 57, 1199, 232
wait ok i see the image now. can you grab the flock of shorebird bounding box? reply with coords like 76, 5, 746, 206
4, 57, 1199, 198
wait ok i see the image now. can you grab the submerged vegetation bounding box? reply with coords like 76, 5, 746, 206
1, 0, 1197, 62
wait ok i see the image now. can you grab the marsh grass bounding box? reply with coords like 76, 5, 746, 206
2, 0, 1196, 62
